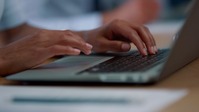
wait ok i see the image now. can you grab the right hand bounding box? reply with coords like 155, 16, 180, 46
0, 30, 92, 76
84, 20, 157, 55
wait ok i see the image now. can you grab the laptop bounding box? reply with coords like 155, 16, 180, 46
6, 0, 199, 84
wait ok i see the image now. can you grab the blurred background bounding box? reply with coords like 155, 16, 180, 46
160, 0, 191, 20
20, 0, 192, 30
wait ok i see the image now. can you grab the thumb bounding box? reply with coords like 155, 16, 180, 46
104, 40, 131, 52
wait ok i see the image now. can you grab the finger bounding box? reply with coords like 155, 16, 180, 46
61, 38, 92, 55
47, 45, 81, 56
102, 39, 131, 52
64, 31, 93, 55
133, 25, 156, 54
58, 31, 93, 55
37, 30, 93, 54
147, 28, 158, 52
140, 26, 157, 53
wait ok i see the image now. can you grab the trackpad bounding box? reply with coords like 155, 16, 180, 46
36, 56, 112, 73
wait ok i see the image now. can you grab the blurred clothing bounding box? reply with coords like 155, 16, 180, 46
22, 0, 126, 30
22, 0, 191, 30
160, 0, 191, 20
0, 0, 26, 30
24, 0, 125, 17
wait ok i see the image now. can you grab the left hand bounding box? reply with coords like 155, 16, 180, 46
0, 30, 92, 76
83, 20, 157, 55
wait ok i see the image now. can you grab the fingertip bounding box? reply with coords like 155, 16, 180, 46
84, 50, 92, 55
150, 46, 156, 54
84, 44, 92, 55
143, 48, 148, 56
154, 46, 158, 53
72, 48, 81, 54
86, 43, 93, 49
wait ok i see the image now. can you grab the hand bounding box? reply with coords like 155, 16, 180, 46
84, 20, 157, 55
103, 0, 160, 24
0, 30, 92, 76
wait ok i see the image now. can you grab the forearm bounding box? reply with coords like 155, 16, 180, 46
3, 24, 40, 44
0, 31, 7, 46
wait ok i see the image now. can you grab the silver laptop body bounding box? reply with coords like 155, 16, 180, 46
6, 0, 199, 84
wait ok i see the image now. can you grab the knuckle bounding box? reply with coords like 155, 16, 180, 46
59, 33, 68, 41
32, 47, 48, 57
62, 30, 83, 41
130, 30, 138, 37
146, 40, 152, 45
64, 30, 74, 36
137, 25, 145, 31
78, 41, 86, 47
143, 26, 149, 31
74, 35, 84, 42
71, 36, 85, 46
112, 19, 121, 23
36, 30, 50, 41
138, 26, 149, 32
111, 19, 123, 27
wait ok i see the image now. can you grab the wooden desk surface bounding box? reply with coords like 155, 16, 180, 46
0, 32, 199, 112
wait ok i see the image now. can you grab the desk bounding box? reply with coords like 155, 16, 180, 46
1, 23, 199, 112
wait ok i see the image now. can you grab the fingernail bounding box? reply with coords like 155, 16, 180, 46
73, 49, 81, 53
86, 43, 93, 49
122, 43, 131, 51
153, 47, 156, 54
85, 50, 92, 55
151, 47, 155, 54
154, 46, 158, 52
143, 48, 148, 56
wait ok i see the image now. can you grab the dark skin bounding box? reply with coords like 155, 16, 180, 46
0, 20, 157, 76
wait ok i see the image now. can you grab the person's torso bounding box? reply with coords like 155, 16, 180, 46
35, 0, 126, 17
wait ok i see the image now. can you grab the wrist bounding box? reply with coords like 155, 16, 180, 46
102, 10, 118, 25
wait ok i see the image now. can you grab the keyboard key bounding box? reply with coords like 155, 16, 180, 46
78, 49, 169, 74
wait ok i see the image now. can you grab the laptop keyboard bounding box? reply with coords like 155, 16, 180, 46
78, 49, 169, 74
